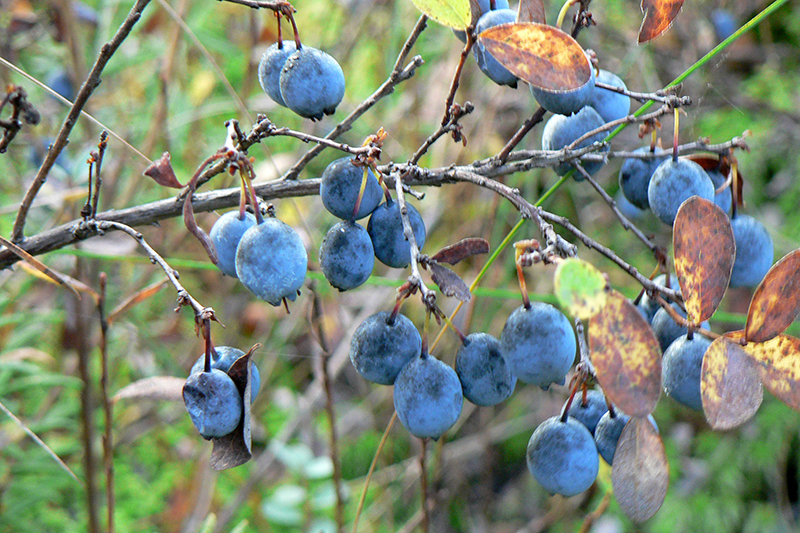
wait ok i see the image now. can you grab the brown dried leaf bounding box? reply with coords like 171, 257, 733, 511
673, 196, 735, 324
684, 153, 731, 178
741, 334, 800, 411
112, 376, 185, 403
108, 280, 169, 325
611, 417, 669, 523
1, 235, 88, 301
210, 351, 254, 470
429, 262, 471, 302
745, 249, 800, 343
478, 23, 592, 91
430, 238, 490, 265
701, 332, 763, 430
589, 290, 661, 417
517, 0, 546, 24
143, 152, 184, 188
638, 0, 684, 44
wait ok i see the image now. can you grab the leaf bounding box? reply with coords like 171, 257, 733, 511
701, 333, 763, 430
554, 258, 608, 320
143, 152, 184, 188
429, 262, 471, 301
478, 23, 592, 92
673, 196, 735, 324
210, 350, 255, 470
589, 290, 661, 417
517, 0, 546, 24
745, 249, 800, 343
611, 417, 669, 523
410, 0, 471, 30
430, 238, 489, 265
108, 280, 169, 325
741, 334, 800, 411
113, 376, 185, 403
0, 234, 88, 300
638, 0, 684, 44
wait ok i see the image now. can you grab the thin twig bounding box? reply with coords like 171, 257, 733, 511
97, 273, 115, 533
12, 0, 153, 243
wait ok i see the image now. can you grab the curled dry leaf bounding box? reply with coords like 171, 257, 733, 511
143, 152, 184, 189
430, 237, 489, 265
589, 290, 661, 417
612, 417, 669, 523
745, 249, 800, 344
210, 351, 255, 470
701, 332, 763, 430
478, 23, 592, 92
673, 196, 735, 325
429, 262, 471, 302
638, 0, 684, 44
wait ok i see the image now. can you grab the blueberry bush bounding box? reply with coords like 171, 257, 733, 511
1, 0, 800, 531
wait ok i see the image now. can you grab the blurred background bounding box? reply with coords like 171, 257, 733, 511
1, 0, 799, 531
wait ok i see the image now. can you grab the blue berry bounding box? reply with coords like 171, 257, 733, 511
455, 333, 516, 406
566, 389, 608, 434
526, 416, 599, 496
367, 200, 426, 268
190, 346, 261, 403
183, 369, 243, 439
531, 66, 595, 117
707, 168, 732, 215
319, 221, 374, 291
210, 211, 258, 278
350, 311, 422, 385
320, 157, 383, 220
662, 333, 713, 411
618, 147, 669, 210
638, 274, 680, 323
235, 218, 308, 306
473, 9, 519, 88
729, 214, 774, 288
499, 302, 577, 390
647, 158, 715, 226
541, 106, 609, 177
258, 41, 297, 107
588, 69, 630, 123
279, 46, 345, 120
651, 303, 710, 353
393, 352, 463, 440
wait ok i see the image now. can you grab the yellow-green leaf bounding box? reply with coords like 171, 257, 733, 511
554, 258, 608, 320
478, 22, 591, 91
411, 0, 471, 30
589, 290, 661, 417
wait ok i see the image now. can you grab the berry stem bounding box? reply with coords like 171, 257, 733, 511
560, 374, 581, 422
287, 12, 302, 49
514, 245, 531, 309
556, 0, 578, 28
672, 108, 680, 162
351, 412, 397, 533
352, 166, 369, 220
203, 318, 213, 373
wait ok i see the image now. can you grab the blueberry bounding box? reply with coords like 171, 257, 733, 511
618, 147, 669, 210
190, 346, 261, 403
279, 46, 345, 120
707, 168, 732, 216
210, 211, 258, 278
499, 302, 577, 390
47, 70, 74, 102
651, 303, 710, 353
541, 106, 609, 178
647, 158, 715, 226
319, 221, 374, 291
183, 369, 243, 439
729, 214, 774, 288
662, 333, 713, 411
711, 9, 737, 42
588, 69, 631, 123
531, 65, 595, 117
472, 9, 519, 88
367, 199, 426, 268
393, 352, 463, 440
350, 311, 422, 385
566, 389, 608, 434
258, 40, 297, 107
453, 0, 510, 42
235, 217, 308, 306
455, 333, 516, 406
594, 411, 658, 465
526, 416, 599, 496
320, 157, 383, 220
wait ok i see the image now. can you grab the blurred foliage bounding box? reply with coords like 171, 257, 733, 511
1, 0, 800, 531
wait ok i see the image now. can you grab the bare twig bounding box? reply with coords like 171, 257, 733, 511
97, 273, 115, 533
12, 0, 153, 243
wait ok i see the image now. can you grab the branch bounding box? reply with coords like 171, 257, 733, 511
11, 0, 153, 243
